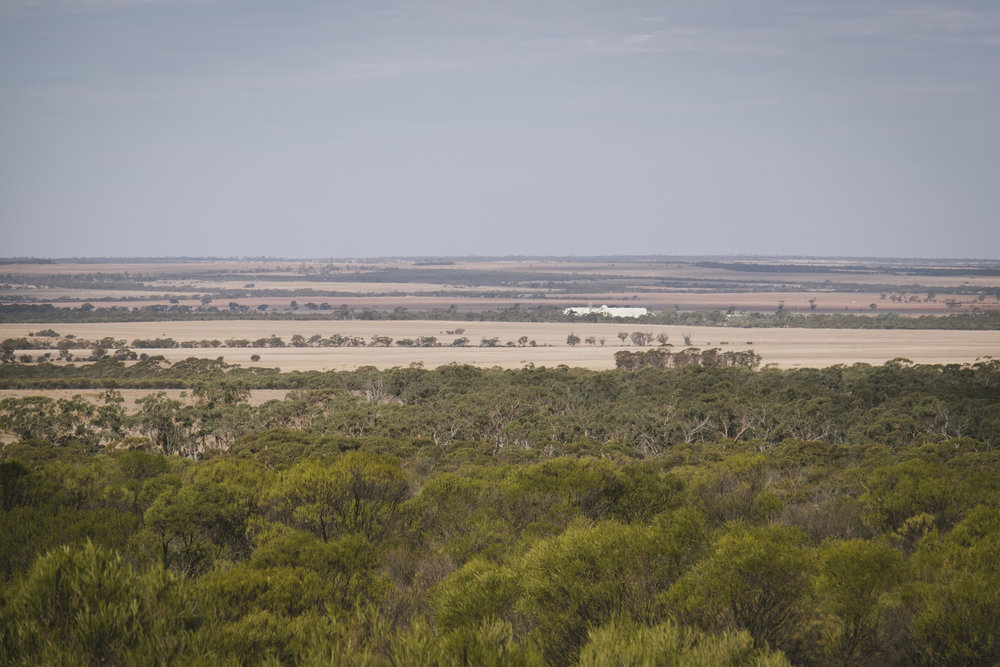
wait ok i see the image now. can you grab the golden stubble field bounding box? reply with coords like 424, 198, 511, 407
3, 321, 998, 371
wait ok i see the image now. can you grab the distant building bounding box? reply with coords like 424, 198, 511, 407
563, 305, 648, 318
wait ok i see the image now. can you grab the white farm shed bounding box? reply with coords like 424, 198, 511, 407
563, 305, 648, 318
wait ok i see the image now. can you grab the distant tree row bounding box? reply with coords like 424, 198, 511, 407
614, 347, 762, 371
2, 358, 998, 451
3, 303, 1000, 329
2, 331, 546, 363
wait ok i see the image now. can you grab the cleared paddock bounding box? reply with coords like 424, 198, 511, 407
3, 321, 998, 371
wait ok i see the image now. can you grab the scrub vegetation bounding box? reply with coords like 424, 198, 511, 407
1, 357, 999, 664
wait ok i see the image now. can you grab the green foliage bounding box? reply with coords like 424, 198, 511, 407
505, 457, 684, 524
858, 458, 985, 532
249, 527, 387, 612
0, 505, 141, 582
392, 617, 542, 667
143, 479, 240, 575
517, 515, 707, 664
269, 451, 408, 542
134, 392, 193, 455
664, 523, 814, 659
196, 532, 385, 622
689, 454, 785, 525
908, 505, 1000, 665
431, 558, 521, 632
579, 620, 791, 666
0, 460, 31, 510
231, 428, 324, 468
0, 359, 998, 663
0, 541, 200, 666
4, 359, 999, 455
814, 539, 904, 663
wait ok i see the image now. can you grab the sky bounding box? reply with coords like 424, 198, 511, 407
1, 0, 998, 259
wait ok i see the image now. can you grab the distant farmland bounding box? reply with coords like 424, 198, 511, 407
2, 320, 998, 371
3, 256, 999, 315
2, 256, 998, 372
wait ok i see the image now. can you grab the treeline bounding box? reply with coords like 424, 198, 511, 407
614, 347, 762, 370
0, 303, 569, 324
1, 288, 524, 303
3, 303, 1000, 329
1, 361, 999, 663
1, 332, 553, 365
1, 330, 523, 355
706, 309, 1000, 330
2, 359, 998, 452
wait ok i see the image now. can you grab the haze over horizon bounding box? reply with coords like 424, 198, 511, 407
2, 1, 998, 260
3, 253, 1000, 263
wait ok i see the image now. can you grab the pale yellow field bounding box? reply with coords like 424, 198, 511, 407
0, 389, 290, 411
3, 321, 998, 371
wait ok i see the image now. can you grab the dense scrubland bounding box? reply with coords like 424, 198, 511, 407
2, 358, 999, 665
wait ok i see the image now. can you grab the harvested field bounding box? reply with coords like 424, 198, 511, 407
3, 321, 998, 371
3, 258, 998, 373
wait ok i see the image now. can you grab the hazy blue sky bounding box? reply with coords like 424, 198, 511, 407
2, 1, 998, 258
